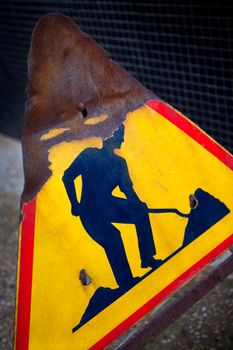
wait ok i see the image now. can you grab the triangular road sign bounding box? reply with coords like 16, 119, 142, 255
15, 14, 233, 350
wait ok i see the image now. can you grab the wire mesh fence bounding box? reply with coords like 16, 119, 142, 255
0, 1, 232, 153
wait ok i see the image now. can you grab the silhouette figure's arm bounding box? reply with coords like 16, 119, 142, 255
62, 156, 82, 216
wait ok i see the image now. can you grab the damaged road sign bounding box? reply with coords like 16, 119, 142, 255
15, 14, 233, 350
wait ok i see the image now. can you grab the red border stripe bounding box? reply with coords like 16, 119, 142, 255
90, 234, 233, 350
147, 100, 233, 170
15, 197, 36, 350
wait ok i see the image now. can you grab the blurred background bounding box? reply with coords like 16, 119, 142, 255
0, 1, 232, 349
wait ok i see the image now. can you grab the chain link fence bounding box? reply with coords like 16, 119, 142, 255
0, 1, 232, 152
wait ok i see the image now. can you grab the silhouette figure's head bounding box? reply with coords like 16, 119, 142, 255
103, 125, 125, 150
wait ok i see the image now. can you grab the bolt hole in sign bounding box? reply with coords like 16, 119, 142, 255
15, 13, 233, 350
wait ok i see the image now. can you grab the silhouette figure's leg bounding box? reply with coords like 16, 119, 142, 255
133, 202, 156, 262
80, 216, 134, 287
103, 225, 134, 287
110, 198, 156, 264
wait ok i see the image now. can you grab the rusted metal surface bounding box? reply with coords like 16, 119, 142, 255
22, 13, 155, 204
115, 251, 233, 350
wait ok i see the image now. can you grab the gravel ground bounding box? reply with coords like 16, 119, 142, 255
142, 274, 233, 350
0, 133, 232, 350
0, 133, 23, 350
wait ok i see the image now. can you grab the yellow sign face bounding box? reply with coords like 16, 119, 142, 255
15, 101, 233, 350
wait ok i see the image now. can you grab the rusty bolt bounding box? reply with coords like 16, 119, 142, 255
79, 269, 92, 286
189, 194, 198, 209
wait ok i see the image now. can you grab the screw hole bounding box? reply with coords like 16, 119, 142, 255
78, 103, 88, 119
81, 108, 88, 118
79, 269, 92, 286
189, 194, 198, 209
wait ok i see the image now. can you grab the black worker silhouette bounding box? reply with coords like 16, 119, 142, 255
62, 125, 162, 289
71, 185, 230, 333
